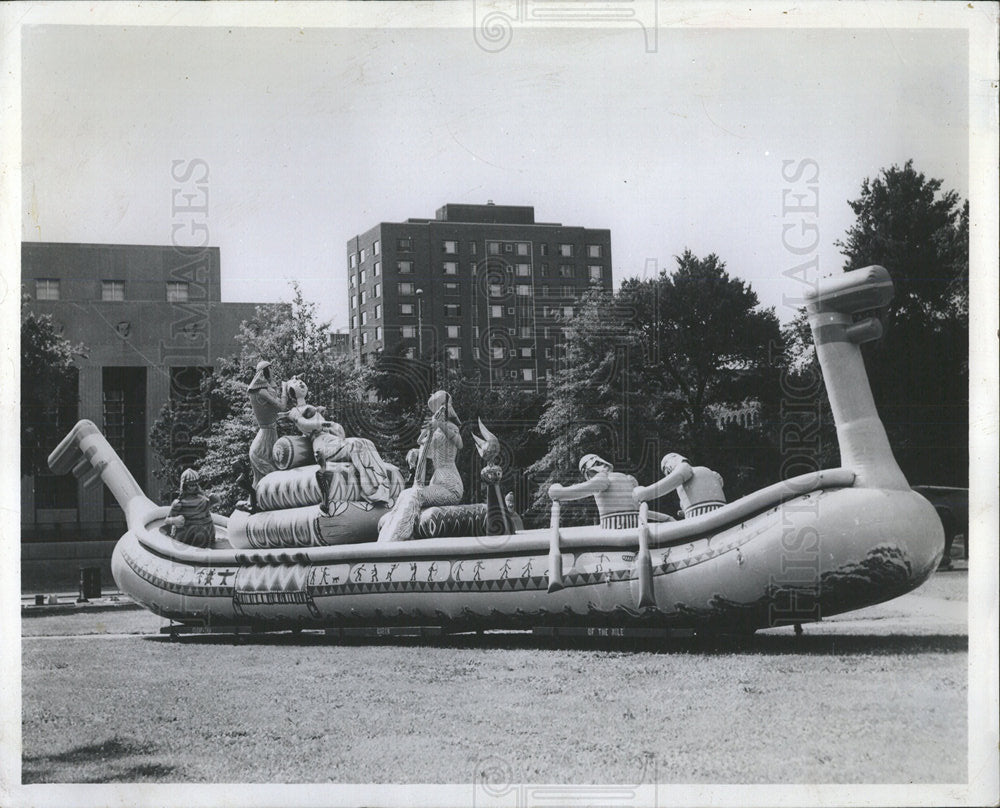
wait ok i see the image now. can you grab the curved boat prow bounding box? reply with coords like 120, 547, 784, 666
805, 265, 910, 491
47, 419, 157, 531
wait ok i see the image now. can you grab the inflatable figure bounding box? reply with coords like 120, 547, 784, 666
633, 452, 726, 519
505, 492, 525, 532
549, 454, 673, 529
378, 390, 464, 542
277, 382, 395, 513
473, 419, 517, 535
247, 360, 285, 486
164, 468, 219, 548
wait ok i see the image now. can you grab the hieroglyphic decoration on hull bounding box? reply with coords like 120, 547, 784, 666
121, 545, 235, 598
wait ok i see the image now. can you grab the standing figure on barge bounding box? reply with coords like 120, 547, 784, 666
378, 390, 464, 542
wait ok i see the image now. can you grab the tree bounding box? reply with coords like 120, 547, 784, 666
150, 283, 370, 510
835, 161, 969, 485
21, 292, 86, 476
527, 255, 783, 524
836, 160, 968, 321
624, 250, 783, 444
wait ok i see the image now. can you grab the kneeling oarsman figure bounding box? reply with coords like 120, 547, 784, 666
633, 453, 726, 519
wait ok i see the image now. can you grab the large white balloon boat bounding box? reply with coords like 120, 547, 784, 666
48, 266, 944, 636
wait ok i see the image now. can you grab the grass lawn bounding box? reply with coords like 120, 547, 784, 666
20, 573, 968, 784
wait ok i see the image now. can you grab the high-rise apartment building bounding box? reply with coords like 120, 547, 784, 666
345, 203, 613, 389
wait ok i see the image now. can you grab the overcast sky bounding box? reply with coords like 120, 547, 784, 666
21, 22, 969, 327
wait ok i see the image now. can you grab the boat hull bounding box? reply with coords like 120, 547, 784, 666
111, 485, 942, 633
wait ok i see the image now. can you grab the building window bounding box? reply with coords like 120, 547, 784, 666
443, 262, 458, 275
360, 290, 368, 305
373, 261, 381, 276
545, 347, 553, 359
473, 347, 480, 360
398, 261, 413, 274
520, 326, 531, 338
350, 253, 358, 268
374, 304, 381, 319
397, 238, 412, 251
520, 347, 532, 358
349, 274, 356, 289
362, 332, 370, 345
444, 282, 460, 294
400, 302, 415, 315
351, 336, 358, 350
444, 304, 461, 317
541, 286, 550, 298
562, 286, 574, 297
404, 346, 416, 359
562, 306, 574, 317
399, 282, 415, 295
490, 305, 503, 318
508, 348, 517, 358
470, 242, 477, 255
488, 242, 501, 256
516, 263, 530, 277
445, 346, 461, 360
492, 346, 504, 360
516, 284, 531, 297
539, 244, 549, 256
373, 240, 380, 255
522, 368, 534, 381
489, 283, 503, 297
509, 370, 518, 379
559, 244, 574, 257
102, 280, 125, 301
588, 244, 603, 258
360, 269, 367, 285
559, 265, 574, 278
507, 306, 515, 315
351, 315, 357, 329
373, 282, 381, 298
166, 282, 189, 302
446, 325, 460, 339
516, 243, 529, 256
402, 325, 417, 338
503, 243, 514, 254
540, 263, 549, 276
375, 326, 382, 341
360, 248, 367, 263
361, 311, 368, 326
443, 240, 458, 254
589, 265, 603, 281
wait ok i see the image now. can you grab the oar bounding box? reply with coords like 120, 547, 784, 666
548, 500, 564, 592
634, 502, 656, 609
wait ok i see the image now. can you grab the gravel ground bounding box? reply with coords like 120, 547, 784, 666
19, 571, 968, 784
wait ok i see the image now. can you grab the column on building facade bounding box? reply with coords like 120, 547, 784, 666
77, 365, 104, 527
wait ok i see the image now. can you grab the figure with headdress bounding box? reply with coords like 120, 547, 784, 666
549, 454, 674, 529
633, 453, 726, 519
247, 359, 286, 486
164, 468, 220, 548
377, 390, 463, 542
277, 378, 396, 513
473, 419, 518, 535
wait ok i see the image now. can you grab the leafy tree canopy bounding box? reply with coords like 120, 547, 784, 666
527, 254, 783, 523
21, 291, 86, 475
151, 282, 370, 509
